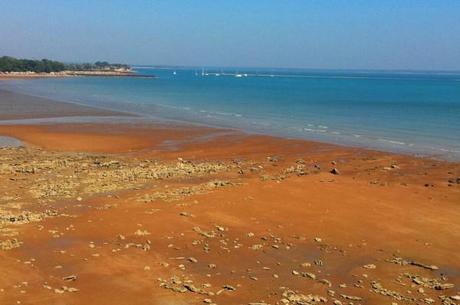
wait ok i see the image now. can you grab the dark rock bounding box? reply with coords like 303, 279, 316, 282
330, 168, 340, 175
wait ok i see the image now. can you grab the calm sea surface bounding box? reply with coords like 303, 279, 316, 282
2, 67, 460, 160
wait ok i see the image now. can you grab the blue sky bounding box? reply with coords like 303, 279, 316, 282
1, 0, 459, 70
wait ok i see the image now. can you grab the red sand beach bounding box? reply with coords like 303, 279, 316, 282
0, 90, 459, 305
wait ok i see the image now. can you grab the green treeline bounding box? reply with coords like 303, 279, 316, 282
0, 56, 66, 72
0, 56, 130, 73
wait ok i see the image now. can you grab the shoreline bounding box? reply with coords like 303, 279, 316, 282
0, 87, 459, 162
0, 70, 155, 80
0, 90, 459, 304
0, 121, 459, 305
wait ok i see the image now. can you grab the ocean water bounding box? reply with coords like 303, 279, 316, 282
1, 67, 460, 160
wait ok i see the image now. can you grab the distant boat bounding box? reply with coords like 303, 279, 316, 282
235, 73, 248, 78
173, 71, 177, 75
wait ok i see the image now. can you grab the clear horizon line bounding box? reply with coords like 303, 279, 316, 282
131, 64, 460, 74
3, 54, 459, 73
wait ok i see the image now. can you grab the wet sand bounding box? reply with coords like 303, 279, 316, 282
0, 90, 131, 120
0, 103, 459, 304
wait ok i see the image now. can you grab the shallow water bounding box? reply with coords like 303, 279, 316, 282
0, 136, 22, 147
1, 67, 460, 160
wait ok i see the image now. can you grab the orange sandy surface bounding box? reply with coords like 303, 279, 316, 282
0, 122, 459, 305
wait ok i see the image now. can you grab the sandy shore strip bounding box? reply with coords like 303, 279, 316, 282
0, 70, 151, 79
0, 89, 133, 121
0, 110, 459, 304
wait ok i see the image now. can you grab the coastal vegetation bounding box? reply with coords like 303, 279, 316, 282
0, 56, 130, 73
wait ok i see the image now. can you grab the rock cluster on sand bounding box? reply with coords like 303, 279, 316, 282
0, 134, 459, 305
0, 147, 243, 263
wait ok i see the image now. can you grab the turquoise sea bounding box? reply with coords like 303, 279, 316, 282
1, 67, 460, 160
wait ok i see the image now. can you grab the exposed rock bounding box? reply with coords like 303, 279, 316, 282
302, 272, 316, 280
330, 168, 340, 175
404, 273, 453, 290
141, 180, 236, 203
447, 177, 460, 184
284, 164, 308, 176
62, 275, 77, 282
435, 283, 454, 290
0, 209, 58, 226
134, 229, 150, 236
0, 238, 22, 250
370, 281, 414, 302
223, 284, 236, 291
387, 257, 439, 270
159, 276, 211, 295
188, 257, 198, 263
267, 156, 280, 163
281, 289, 327, 304
193, 227, 217, 238
340, 294, 362, 301
363, 264, 376, 269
